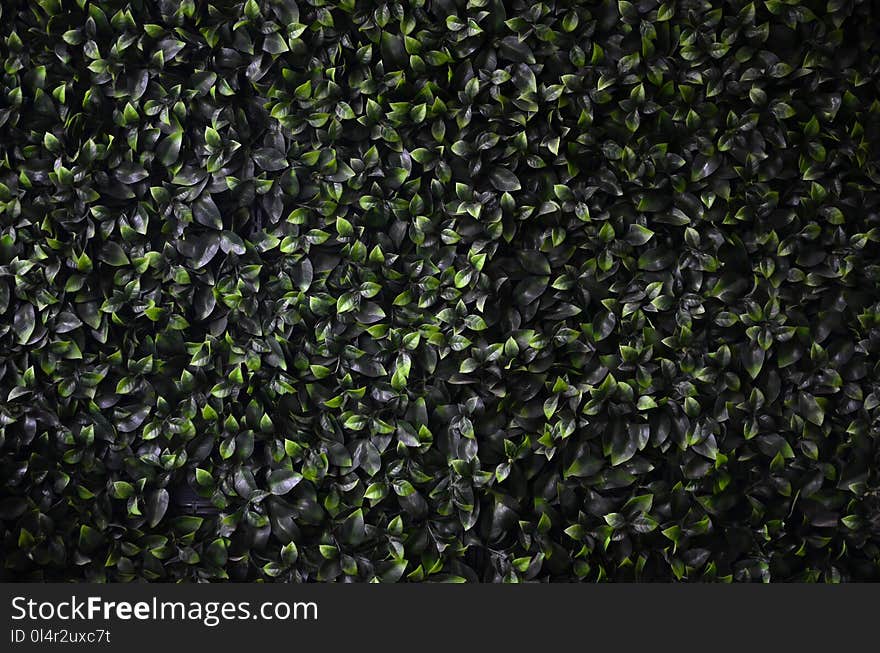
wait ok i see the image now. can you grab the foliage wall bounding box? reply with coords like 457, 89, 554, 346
2, 0, 880, 581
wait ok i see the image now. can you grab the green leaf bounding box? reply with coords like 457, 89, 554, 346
489, 167, 521, 191
99, 242, 129, 266
340, 509, 366, 545
195, 468, 214, 486
365, 482, 387, 500
392, 480, 416, 496
173, 516, 204, 534
604, 513, 626, 528
43, 132, 61, 153
205, 126, 222, 148
625, 224, 654, 245
742, 346, 765, 380
281, 541, 298, 564
268, 469, 303, 495
391, 354, 411, 390
18, 528, 36, 549
156, 131, 183, 167
79, 525, 103, 552
14, 304, 36, 344
147, 489, 169, 527
123, 102, 139, 125
111, 481, 135, 499
637, 395, 657, 410
336, 216, 354, 237
799, 393, 824, 426
193, 196, 223, 229
464, 315, 487, 331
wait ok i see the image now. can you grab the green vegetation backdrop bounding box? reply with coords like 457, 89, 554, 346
2, 0, 880, 582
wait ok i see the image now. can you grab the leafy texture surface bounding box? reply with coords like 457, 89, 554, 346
2, 0, 880, 582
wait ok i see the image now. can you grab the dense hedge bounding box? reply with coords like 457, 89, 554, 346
2, 0, 880, 582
